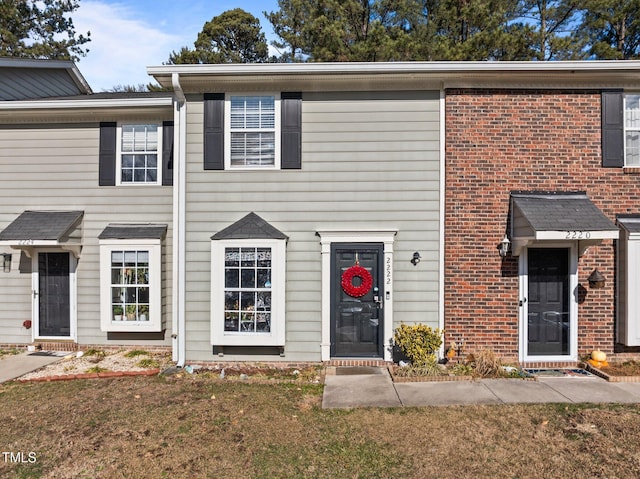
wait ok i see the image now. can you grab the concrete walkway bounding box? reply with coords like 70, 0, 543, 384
322, 367, 640, 408
0, 351, 66, 383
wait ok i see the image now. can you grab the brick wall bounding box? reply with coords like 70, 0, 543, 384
445, 89, 640, 361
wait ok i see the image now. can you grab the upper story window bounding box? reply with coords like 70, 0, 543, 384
625, 94, 640, 167
118, 124, 161, 184
225, 94, 280, 169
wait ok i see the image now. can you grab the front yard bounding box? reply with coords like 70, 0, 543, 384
1, 376, 640, 478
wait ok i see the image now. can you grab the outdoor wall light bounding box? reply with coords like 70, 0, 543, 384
588, 268, 606, 289
498, 235, 511, 258
411, 252, 421, 266
1, 253, 11, 273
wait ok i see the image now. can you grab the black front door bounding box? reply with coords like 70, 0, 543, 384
38, 252, 71, 337
331, 244, 383, 357
527, 248, 569, 356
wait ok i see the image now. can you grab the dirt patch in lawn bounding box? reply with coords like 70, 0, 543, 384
2, 377, 640, 478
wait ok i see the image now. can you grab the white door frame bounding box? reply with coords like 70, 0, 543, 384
317, 230, 397, 361
32, 249, 78, 341
519, 243, 578, 363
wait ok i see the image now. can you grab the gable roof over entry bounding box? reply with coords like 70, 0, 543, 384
0, 210, 84, 257
510, 192, 618, 256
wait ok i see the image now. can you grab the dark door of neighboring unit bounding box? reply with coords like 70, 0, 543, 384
527, 248, 569, 356
331, 244, 383, 357
38, 252, 71, 337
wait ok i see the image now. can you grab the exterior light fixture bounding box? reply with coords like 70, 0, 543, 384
411, 252, 421, 266
498, 235, 510, 258
588, 268, 606, 289
1, 253, 11, 273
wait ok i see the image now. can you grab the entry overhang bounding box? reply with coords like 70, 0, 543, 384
0, 210, 83, 257
510, 192, 618, 256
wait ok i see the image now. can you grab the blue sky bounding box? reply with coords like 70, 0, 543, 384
73, 1, 279, 91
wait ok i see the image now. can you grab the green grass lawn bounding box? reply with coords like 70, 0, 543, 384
1, 376, 639, 478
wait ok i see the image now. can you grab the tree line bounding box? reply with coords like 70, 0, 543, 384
1, 1, 638, 69
169, 1, 640, 64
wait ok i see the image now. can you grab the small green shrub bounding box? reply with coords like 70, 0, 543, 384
83, 349, 106, 359
137, 358, 160, 369
86, 366, 109, 374
124, 349, 150, 358
393, 323, 443, 366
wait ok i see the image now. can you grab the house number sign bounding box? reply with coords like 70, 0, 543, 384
386, 257, 392, 286
565, 231, 591, 240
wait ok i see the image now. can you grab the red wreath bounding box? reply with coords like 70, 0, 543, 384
341, 265, 373, 297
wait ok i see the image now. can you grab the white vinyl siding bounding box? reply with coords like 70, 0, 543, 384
184, 90, 441, 362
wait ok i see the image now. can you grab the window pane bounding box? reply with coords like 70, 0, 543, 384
225, 248, 239, 267
122, 155, 134, 168
627, 131, 640, 166
241, 269, 256, 288
225, 291, 239, 311
241, 249, 255, 267
225, 268, 239, 288
626, 95, 640, 129
257, 269, 271, 288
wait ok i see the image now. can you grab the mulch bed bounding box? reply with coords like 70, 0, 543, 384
583, 361, 640, 382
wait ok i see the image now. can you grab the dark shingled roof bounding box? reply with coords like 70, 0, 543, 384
617, 216, 640, 233
98, 224, 168, 240
0, 210, 83, 241
512, 193, 617, 232
211, 212, 288, 240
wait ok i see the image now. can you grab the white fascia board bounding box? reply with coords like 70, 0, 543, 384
534, 230, 619, 241
148, 60, 640, 77
0, 97, 174, 111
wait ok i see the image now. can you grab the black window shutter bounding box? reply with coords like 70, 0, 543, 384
602, 90, 624, 168
204, 93, 225, 170
281, 92, 302, 169
99, 122, 117, 186
162, 121, 174, 186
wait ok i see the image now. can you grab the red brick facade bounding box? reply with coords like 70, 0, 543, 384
445, 89, 640, 362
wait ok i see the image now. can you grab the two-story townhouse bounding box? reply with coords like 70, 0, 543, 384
148, 63, 444, 364
0, 60, 175, 351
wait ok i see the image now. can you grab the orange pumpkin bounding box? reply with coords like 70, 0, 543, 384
591, 350, 607, 362
587, 359, 603, 368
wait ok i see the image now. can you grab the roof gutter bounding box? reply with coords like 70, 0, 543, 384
148, 60, 640, 77
0, 97, 173, 110
171, 73, 187, 368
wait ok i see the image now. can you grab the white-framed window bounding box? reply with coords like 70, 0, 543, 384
625, 94, 640, 167
99, 239, 162, 332
117, 123, 162, 184
211, 239, 286, 346
225, 94, 281, 169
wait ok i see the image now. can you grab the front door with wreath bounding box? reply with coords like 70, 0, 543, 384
330, 243, 384, 357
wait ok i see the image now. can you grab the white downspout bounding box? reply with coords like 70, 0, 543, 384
171, 73, 187, 367
439, 86, 446, 357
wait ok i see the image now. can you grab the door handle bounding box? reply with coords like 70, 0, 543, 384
33, 290, 38, 299
519, 298, 527, 307
373, 295, 383, 309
